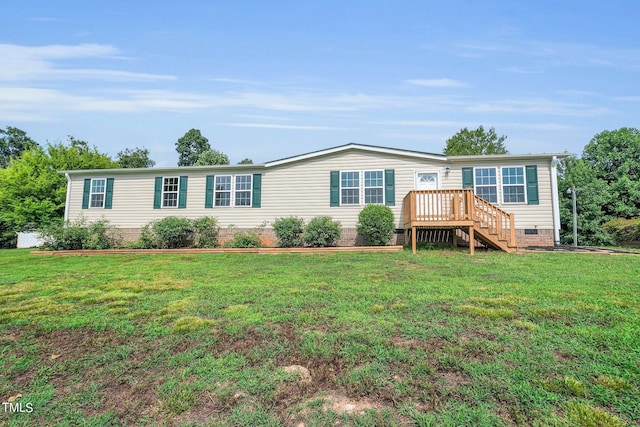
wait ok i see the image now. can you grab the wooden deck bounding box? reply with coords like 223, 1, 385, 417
403, 189, 517, 254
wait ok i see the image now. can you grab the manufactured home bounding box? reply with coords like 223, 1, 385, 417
62, 143, 568, 252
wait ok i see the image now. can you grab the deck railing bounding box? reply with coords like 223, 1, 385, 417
403, 189, 516, 247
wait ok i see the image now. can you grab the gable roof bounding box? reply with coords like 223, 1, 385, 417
61, 143, 569, 175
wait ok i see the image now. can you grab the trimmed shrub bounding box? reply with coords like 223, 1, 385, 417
602, 218, 640, 243
192, 216, 219, 248
304, 216, 341, 247
41, 218, 117, 250
225, 230, 262, 248
135, 223, 156, 249
272, 216, 305, 247
357, 205, 395, 246
152, 216, 194, 249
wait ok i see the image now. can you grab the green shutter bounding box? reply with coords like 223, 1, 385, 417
330, 171, 340, 207
252, 174, 262, 208
205, 175, 214, 208
178, 176, 188, 209
462, 167, 474, 189
82, 179, 91, 209
153, 177, 162, 209
384, 169, 395, 206
104, 178, 114, 209
526, 165, 539, 205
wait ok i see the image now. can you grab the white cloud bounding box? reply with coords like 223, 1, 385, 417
227, 123, 340, 131
405, 78, 468, 88
0, 43, 175, 82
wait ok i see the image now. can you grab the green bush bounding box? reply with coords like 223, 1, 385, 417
152, 217, 194, 249
356, 205, 395, 246
192, 216, 219, 248
303, 216, 341, 247
602, 218, 640, 243
225, 230, 262, 248
272, 216, 305, 247
135, 223, 156, 249
41, 218, 117, 250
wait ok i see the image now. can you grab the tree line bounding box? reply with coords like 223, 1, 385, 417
1, 125, 638, 248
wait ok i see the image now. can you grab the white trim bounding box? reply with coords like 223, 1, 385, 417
363, 170, 385, 205
64, 173, 71, 222
214, 175, 232, 207
473, 166, 498, 204
414, 170, 442, 190
550, 156, 561, 245
234, 174, 253, 208
161, 176, 180, 209
89, 177, 107, 209
500, 166, 527, 205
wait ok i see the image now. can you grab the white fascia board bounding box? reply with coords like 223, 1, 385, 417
60, 164, 267, 176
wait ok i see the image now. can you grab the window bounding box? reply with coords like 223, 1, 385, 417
364, 171, 384, 204
90, 178, 106, 208
215, 175, 231, 207
341, 171, 359, 205
502, 167, 526, 203
162, 177, 179, 208
474, 168, 497, 203
235, 175, 252, 207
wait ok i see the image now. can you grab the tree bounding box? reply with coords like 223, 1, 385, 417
557, 127, 640, 245
443, 126, 508, 156
0, 138, 115, 240
581, 128, 640, 219
176, 129, 211, 166
238, 158, 254, 165
194, 149, 230, 166
0, 126, 38, 168
117, 147, 156, 168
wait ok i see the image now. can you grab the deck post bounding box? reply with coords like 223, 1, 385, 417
452, 229, 458, 248
411, 226, 417, 254
468, 226, 475, 255
509, 213, 516, 247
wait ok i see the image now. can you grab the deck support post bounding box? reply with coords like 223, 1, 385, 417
468, 226, 475, 255
411, 226, 417, 254
452, 229, 458, 248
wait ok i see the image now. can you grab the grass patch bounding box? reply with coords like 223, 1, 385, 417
0, 249, 639, 425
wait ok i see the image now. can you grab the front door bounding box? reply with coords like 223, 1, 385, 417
414, 171, 442, 219
415, 172, 439, 190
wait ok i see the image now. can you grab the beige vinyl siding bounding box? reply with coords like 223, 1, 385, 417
66, 151, 556, 231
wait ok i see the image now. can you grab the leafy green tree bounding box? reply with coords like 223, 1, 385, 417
0, 126, 38, 168
238, 158, 254, 165
557, 156, 614, 246
117, 147, 156, 168
0, 139, 115, 238
443, 126, 508, 155
176, 129, 211, 166
581, 128, 640, 219
194, 149, 230, 166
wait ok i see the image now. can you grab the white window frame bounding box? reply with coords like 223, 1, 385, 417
340, 171, 360, 206
234, 174, 253, 207
89, 178, 106, 209
501, 166, 527, 204
214, 175, 232, 207
364, 170, 385, 205
162, 176, 180, 209
474, 167, 498, 204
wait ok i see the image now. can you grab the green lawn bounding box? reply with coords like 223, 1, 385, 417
1, 249, 638, 426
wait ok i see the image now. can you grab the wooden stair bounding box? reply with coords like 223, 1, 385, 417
403, 189, 518, 254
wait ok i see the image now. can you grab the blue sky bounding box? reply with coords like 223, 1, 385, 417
1, 1, 639, 167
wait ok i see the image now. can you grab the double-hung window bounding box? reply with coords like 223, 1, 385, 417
474, 168, 497, 203
502, 167, 526, 203
215, 175, 231, 207
235, 175, 252, 207
364, 171, 384, 204
162, 177, 179, 208
90, 178, 106, 208
341, 171, 360, 205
